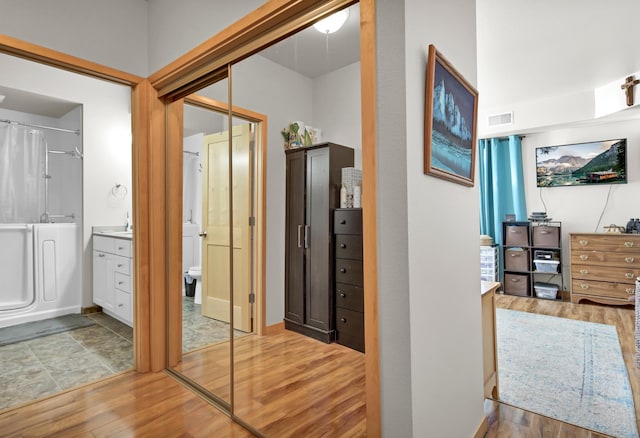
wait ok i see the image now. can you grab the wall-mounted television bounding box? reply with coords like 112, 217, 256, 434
536, 138, 627, 187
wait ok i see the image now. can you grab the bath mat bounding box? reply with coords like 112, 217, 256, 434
0, 314, 95, 346
496, 308, 638, 438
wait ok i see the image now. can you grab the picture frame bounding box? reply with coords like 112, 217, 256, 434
424, 44, 478, 187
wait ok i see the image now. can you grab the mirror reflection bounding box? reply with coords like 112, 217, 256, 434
172, 3, 367, 435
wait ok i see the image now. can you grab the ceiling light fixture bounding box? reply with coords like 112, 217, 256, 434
313, 9, 349, 34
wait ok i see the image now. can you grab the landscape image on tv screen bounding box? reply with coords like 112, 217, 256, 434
536, 138, 627, 187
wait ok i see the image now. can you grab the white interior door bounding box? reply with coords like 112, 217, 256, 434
200, 123, 252, 332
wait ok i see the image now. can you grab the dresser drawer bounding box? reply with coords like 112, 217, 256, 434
114, 239, 132, 257
335, 283, 364, 312
504, 248, 529, 272
114, 289, 132, 323
334, 209, 362, 235
532, 225, 560, 247
571, 279, 635, 301
114, 272, 131, 293
571, 234, 640, 252
571, 264, 640, 284
335, 259, 363, 287
504, 224, 529, 246
113, 255, 131, 275
570, 250, 640, 268
335, 235, 362, 260
335, 307, 364, 353
504, 273, 529, 296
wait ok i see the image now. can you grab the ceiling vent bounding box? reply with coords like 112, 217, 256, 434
487, 112, 513, 127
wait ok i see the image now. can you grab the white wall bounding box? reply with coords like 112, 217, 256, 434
522, 119, 640, 286
0, 0, 148, 76
146, 0, 263, 73
375, 0, 484, 435
0, 53, 132, 308
313, 62, 363, 168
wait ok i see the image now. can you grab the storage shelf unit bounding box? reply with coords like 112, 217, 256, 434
502, 221, 564, 300
481, 245, 499, 282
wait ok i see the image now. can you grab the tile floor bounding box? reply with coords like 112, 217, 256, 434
0, 297, 243, 411
0, 312, 133, 411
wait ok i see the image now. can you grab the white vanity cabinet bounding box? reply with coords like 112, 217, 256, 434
93, 234, 133, 326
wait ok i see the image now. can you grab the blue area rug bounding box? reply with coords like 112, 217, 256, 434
0, 314, 95, 346
496, 308, 638, 438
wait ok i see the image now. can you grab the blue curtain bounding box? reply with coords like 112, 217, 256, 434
479, 135, 527, 245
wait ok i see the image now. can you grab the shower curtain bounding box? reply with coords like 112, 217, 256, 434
0, 123, 45, 223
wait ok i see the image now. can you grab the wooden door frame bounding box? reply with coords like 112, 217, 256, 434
150, 0, 380, 435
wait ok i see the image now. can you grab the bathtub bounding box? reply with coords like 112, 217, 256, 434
0, 223, 81, 328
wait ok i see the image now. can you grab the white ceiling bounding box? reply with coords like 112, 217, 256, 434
476, 0, 640, 110
258, 4, 360, 79
0, 85, 79, 119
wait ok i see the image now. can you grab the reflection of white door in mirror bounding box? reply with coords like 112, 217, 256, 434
201, 123, 252, 333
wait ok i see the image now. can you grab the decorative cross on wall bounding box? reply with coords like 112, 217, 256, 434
621, 75, 640, 106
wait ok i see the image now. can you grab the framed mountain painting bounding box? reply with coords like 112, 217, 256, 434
424, 44, 478, 187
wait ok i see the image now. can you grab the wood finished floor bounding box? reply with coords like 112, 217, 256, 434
0, 294, 637, 437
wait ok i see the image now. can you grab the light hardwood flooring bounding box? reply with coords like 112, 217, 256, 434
486, 294, 639, 437
0, 294, 637, 437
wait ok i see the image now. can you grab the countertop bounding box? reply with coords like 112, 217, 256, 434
481, 281, 500, 296
92, 226, 133, 240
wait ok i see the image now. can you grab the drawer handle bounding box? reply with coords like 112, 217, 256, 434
626, 288, 635, 295
340, 293, 346, 298
580, 284, 589, 289
340, 219, 346, 225
625, 257, 635, 263
340, 317, 347, 323
98, 253, 105, 258
118, 246, 125, 250
625, 273, 634, 279
580, 269, 589, 274
118, 281, 124, 285
510, 278, 520, 283
579, 239, 588, 246
625, 241, 635, 247
510, 253, 520, 257
117, 264, 124, 268
340, 268, 347, 274
540, 230, 550, 234
340, 243, 347, 249
580, 255, 589, 260
118, 303, 124, 308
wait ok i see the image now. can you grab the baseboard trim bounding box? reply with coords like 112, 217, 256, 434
263, 321, 285, 335
473, 415, 488, 438
81, 306, 101, 315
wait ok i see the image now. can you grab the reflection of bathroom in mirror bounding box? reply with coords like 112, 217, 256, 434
0, 53, 134, 410
168, 3, 367, 436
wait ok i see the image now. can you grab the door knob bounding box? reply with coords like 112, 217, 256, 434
199, 231, 207, 237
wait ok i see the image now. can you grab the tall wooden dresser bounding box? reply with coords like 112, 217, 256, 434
570, 233, 640, 305
334, 208, 365, 352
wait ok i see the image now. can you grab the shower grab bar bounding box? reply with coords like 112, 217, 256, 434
0, 119, 80, 135
48, 147, 83, 159
40, 212, 75, 223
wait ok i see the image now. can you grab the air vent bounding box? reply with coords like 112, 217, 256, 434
487, 112, 513, 127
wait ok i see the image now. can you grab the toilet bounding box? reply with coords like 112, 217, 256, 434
187, 266, 202, 305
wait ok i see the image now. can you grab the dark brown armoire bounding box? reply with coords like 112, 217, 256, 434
284, 143, 354, 343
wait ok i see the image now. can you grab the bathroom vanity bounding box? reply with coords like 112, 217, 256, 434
92, 230, 133, 326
